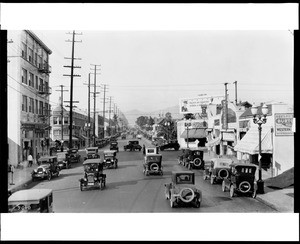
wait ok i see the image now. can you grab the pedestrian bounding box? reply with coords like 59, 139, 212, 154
142, 144, 146, 155
36, 153, 40, 166
27, 154, 33, 167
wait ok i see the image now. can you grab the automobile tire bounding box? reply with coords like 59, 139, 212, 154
230, 185, 235, 198
115, 163, 118, 169
222, 180, 226, 192
179, 188, 195, 203
210, 176, 214, 185
32, 177, 35, 182
218, 169, 229, 179
178, 159, 181, 165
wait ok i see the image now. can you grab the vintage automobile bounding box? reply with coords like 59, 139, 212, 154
57, 152, 71, 169
32, 156, 60, 181
203, 158, 232, 184
164, 171, 202, 208
124, 140, 142, 151
143, 152, 163, 176
79, 159, 106, 191
109, 141, 119, 152
222, 163, 258, 198
103, 150, 118, 169
121, 133, 126, 139
159, 140, 180, 151
8, 189, 54, 213
181, 148, 205, 170
66, 148, 81, 164
84, 147, 101, 160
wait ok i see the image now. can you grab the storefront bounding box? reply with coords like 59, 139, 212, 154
220, 129, 236, 156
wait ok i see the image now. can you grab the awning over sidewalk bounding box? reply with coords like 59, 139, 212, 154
180, 128, 206, 139
206, 137, 221, 147
234, 126, 273, 155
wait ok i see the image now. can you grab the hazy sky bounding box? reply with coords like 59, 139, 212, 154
31, 30, 294, 116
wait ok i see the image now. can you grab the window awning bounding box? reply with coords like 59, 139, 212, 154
206, 137, 221, 147
234, 126, 273, 155
180, 128, 206, 139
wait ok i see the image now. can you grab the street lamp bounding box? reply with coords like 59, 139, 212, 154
251, 103, 268, 194
184, 118, 192, 148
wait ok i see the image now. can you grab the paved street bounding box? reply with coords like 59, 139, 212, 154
19, 136, 276, 213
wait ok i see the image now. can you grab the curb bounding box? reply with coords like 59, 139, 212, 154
255, 195, 280, 212
8, 179, 32, 195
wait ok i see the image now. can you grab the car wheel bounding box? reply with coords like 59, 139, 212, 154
230, 185, 235, 198
146, 171, 149, 176
222, 180, 226, 192
160, 171, 163, 176
210, 176, 214, 185
115, 163, 118, 169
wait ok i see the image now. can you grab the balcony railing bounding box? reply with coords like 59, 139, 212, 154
38, 63, 52, 74
38, 85, 52, 95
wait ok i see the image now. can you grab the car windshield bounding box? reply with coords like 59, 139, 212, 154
176, 174, 193, 184
105, 153, 114, 157
84, 163, 99, 172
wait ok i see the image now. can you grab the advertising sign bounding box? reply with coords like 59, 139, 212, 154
274, 113, 293, 136
179, 96, 224, 114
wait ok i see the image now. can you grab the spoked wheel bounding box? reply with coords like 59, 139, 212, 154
222, 180, 226, 192
230, 185, 235, 198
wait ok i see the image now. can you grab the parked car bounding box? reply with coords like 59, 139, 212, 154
110, 141, 119, 152
203, 158, 232, 184
79, 159, 106, 191
66, 148, 81, 164
57, 152, 71, 169
222, 163, 258, 198
8, 189, 54, 213
159, 140, 180, 151
164, 171, 202, 208
84, 147, 100, 160
143, 153, 163, 176
124, 140, 142, 151
103, 150, 118, 169
179, 148, 205, 170
32, 156, 60, 181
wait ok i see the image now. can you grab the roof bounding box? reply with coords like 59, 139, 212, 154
234, 126, 273, 154
180, 128, 206, 139
8, 189, 52, 203
25, 30, 52, 54
83, 159, 103, 165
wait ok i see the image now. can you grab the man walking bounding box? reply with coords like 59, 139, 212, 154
27, 154, 33, 167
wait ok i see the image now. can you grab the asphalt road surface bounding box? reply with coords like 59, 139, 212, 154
26, 136, 277, 213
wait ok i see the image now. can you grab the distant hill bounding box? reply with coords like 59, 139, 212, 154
124, 105, 181, 126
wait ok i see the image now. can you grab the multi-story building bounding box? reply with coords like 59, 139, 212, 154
8, 30, 52, 166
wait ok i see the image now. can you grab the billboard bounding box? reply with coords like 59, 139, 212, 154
179, 96, 224, 114
274, 113, 293, 136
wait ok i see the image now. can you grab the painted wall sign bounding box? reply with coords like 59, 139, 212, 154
274, 113, 293, 136
179, 96, 224, 114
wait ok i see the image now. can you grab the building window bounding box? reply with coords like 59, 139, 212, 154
22, 95, 27, 112
54, 130, 61, 136
35, 76, 39, 89
39, 101, 43, 115
53, 117, 58, 125
28, 48, 33, 63
21, 42, 27, 59
29, 98, 34, 113
29, 72, 34, 87
34, 53, 38, 66
45, 103, 49, 116
22, 68, 27, 84
35, 99, 39, 114
63, 128, 69, 135
38, 56, 42, 68
64, 117, 69, 125
39, 78, 44, 92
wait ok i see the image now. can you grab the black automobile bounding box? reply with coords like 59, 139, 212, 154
159, 140, 180, 151
121, 133, 126, 139
179, 148, 205, 170
84, 147, 100, 160
32, 156, 60, 181
103, 150, 118, 169
57, 152, 71, 169
110, 141, 119, 152
79, 159, 106, 191
143, 153, 163, 176
124, 140, 142, 151
66, 148, 81, 164
222, 163, 258, 198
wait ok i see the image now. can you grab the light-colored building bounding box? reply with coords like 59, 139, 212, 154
8, 30, 52, 165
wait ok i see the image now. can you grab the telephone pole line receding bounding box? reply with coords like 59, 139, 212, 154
90, 64, 101, 145
55, 85, 68, 150
101, 84, 109, 138
63, 30, 82, 149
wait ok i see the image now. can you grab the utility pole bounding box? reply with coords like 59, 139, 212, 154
101, 84, 109, 138
55, 85, 68, 151
233, 80, 237, 105
90, 64, 101, 145
224, 82, 228, 130
108, 96, 113, 136
63, 30, 82, 149
83, 73, 92, 147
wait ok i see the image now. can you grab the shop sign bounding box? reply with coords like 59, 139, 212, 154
222, 132, 235, 141
274, 113, 293, 136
